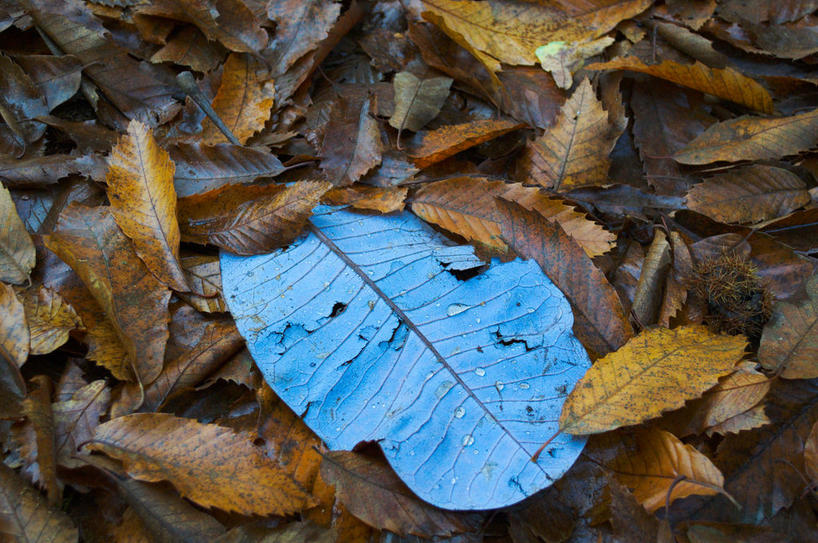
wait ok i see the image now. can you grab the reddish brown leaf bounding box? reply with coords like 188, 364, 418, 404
150, 26, 224, 72
44, 204, 171, 384
410, 119, 523, 169
320, 93, 383, 185
497, 198, 632, 357
88, 413, 313, 516
178, 181, 329, 255
320, 451, 480, 537
322, 185, 407, 214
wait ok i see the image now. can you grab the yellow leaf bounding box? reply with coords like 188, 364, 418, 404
587, 57, 773, 113
422, 0, 651, 75
18, 286, 82, 356
201, 53, 275, 144
609, 428, 733, 513
536, 37, 614, 89
0, 184, 35, 285
674, 108, 818, 165
87, 413, 313, 516
107, 120, 188, 292
560, 326, 748, 435
0, 282, 28, 367
519, 78, 616, 191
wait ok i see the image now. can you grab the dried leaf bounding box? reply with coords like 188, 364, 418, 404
201, 53, 275, 144
0, 53, 48, 147
410, 119, 523, 169
320, 93, 383, 185
389, 72, 452, 132
11, 53, 82, 113
169, 143, 286, 198
631, 229, 671, 326
0, 463, 77, 543
322, 185, 408, 214
19, 286, 82, 355
705, 403, 770, 436
22, 375, 60, 504
150, 26, 223, 72
422, 0, 652, 75
560, 326, 748, 435
44, 204, 171, 384
0, 183, 36, 284
519, 78, 617, 191
53, 379, 110, 469
107, 120, 188, 292
686, 165, 810, 224
674, 109, 818, 165
805, 420, 818, 483
177, 254, 226, 313
0, 282, 28, 367
266, 0, 341, 75
497, 198, 632, 357
0, 154, 106, 188
87, 413, 312, 516
320, 451, 480, 538
758, 274, 818, 378
718, 0, 818, 24
587, 57, 773, 113
609, 428, 731, 512
178, 181, 330, 255
536, 37, 615, 89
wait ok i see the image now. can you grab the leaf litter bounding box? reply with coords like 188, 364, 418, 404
0, 0, 817, 541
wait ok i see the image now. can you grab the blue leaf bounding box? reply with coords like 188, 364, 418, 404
220, 207, 591, 510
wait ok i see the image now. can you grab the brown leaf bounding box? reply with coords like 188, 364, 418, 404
674, 109, 818, 165
497, 198, 632, 357
805, 420, 818, 483
106, 120, 188, 292
22, 375, 60, 505
53, 379, 110, 469
389, 72, 452, 132
11, 53, 83, 112
761, 207, 818, 253
150, 26, 224, 72
44, 204, 171, 384
587, 57, 773, 113
686, 165, 810, 224
421, 0, 652, 75
169, 142, 286, 198
322, 185, 407, 214
201, 53, 275, 145
0, 183, 36, 284
266, 0, 341, 75
536, 36, 615, 89
608, 428, 731, 512
0, 282, 28, 367
177, 254, 227, 313
560, 326, 747, 435
519, 78, 617, 191
133, 0, 266, 53
320, 451, 480, 537
758, 273, 818, 378
178, 181, 329, 255
87, 413, 313, 516
410, 119, 523, 169
705, 403, 770, 436
0, 153, 106, 188
320, 93, 383, 185
19, 286, 82, 356
718, 0, 818, 24
0, 53, 48, 147
0, 463, 77, 543
631, 229, 671, 326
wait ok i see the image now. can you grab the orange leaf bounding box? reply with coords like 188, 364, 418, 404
107, 120, 188, 291
559, 326, 747, 435
320, 451, 480, 537
87, 413, 313, 516
587, 57, 773, 113
410, 119, 523, 169
609, 428, 732, 512
674, 108, 818, 164
44, 204, 171, 384
178, 181, 329, 255
322, 185, 408, 214
686, 165, 810, 224
0, 282, 28, 368
201, 53, 275, 145
518, 78, 617, 191
497, 198, 632, 357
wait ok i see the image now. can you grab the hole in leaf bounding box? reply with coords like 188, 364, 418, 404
329, 302, 347, 318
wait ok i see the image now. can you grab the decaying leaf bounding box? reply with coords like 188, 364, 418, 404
107, 120, 189, 292
609, 428, 732, 512
87, 413, 313, 516
674, 108, 818, 164
536, 37, 614, 89
320, 93, 383, 185
322, 185, 407, 214
587, 57, 773, 113
686, 165, 810, 224
519, 78, 617, 191
631, 229, 671, 327
0, 282, 29, 367
320, 451, 480, 537
0, 183, 36, 284
177, 254, 227, 313
759, 274, 818, 378
178, 181, 330, 255
201, 53, 275, 145
19, 286, 82, 355
560, 326, 748, 435
0, 463, 77, 543
410, 119, 523, 169
266, 0, 341, 75
45, 204, 171, 385
389, 72, 452, 133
